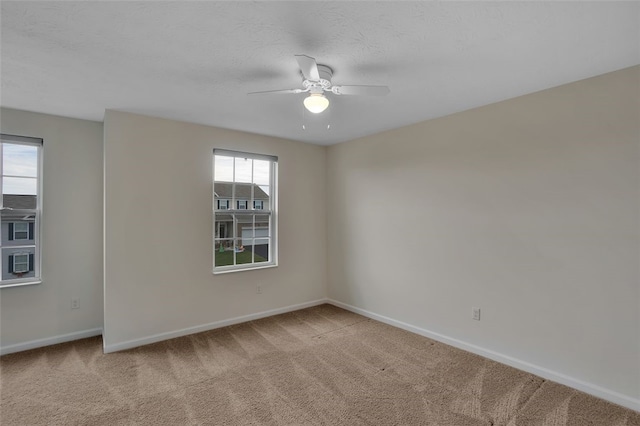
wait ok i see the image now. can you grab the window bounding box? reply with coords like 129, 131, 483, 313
1, 134, 42, 287
11, 253, 30, 274
12, 222, 30, 240
213, 149, 277, 273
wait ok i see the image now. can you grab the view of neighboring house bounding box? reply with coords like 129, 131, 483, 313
214, 182, 270, 212
1, 194, 37, 281
214, 182, 270, 258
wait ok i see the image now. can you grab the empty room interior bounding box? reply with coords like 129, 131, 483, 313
1, 2, 639, 425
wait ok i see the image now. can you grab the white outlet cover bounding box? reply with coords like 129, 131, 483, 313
472, 307, 481, 321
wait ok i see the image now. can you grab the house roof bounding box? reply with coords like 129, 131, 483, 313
3, 195, 36, 210
214, 183, 269, 200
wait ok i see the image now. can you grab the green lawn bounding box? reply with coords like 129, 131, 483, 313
215, 249, 266, 266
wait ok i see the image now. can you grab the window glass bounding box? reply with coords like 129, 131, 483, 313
13, 253, 29, 273
1, 135, 41, 286
13, 222, 28, 240
213, 150, 277, 272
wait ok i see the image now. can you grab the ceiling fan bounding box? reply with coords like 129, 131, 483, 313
248, 55, 390, 114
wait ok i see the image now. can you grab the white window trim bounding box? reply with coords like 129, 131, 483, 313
0, 134, 42, 288
217, 199, 229, 210
12, 253, 29, 274
213, 149, 278, 274
13, 222, 28, 240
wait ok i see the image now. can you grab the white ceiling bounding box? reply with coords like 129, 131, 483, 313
1, 2, 638, 146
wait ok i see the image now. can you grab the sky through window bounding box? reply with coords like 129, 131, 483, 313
3, 143, 38, 195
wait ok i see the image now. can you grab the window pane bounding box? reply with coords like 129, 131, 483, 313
3, 144, 37, 177
3, 177, 37, 196
14, 222, 28, 240
14, 254, 28, 272
231, 183, 252, 206
256, 185, 270, 210
2, 247, 36, 281
2, 193, 37, 209
234, 157, 252, 183
235, 239, 252, 265
214, 216, 232, 239
235, 214, 253, 245
214, 239, 232, 251
214, 155, 234, 182
253, 160, 270, 186
255, 215, 270, 238
235, 214, 252, 221
232, 214, 270, 266
214, 239, 234, 267
254, 239, 269, 263
1, 213, 34, 242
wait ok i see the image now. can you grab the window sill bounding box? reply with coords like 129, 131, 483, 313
213, 263, 277, 275
0, 279, 42, 289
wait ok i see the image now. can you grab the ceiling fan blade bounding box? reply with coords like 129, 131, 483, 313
247, 88, 306, 95
295, 54, 320, 81
331, 85, 390, 96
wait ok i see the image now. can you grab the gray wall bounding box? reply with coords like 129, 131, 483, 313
103, 110, 327, 350
326, 66, 640, 402
0, 108, 104, 348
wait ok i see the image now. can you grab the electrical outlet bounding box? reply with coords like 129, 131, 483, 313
71, 298, 80, 310
472, 307, 480, 321
256, 283, 262, 294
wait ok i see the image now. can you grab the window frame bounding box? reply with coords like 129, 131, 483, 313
0, 134, 42, 288
12, 253, 29, 274
13, 222, 29, 240
213, 149, 278, 274
217, 199, 229, 210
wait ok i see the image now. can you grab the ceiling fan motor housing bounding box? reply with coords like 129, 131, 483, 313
302, 64, 333, 94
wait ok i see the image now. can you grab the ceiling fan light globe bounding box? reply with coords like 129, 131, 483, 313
303, 93, 329, 113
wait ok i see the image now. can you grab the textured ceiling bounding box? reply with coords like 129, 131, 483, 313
1, 2, 638, 145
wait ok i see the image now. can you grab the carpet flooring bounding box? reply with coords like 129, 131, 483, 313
1, 304, 638, 425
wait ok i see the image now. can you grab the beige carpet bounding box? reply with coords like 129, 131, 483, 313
1, 304, 638, 425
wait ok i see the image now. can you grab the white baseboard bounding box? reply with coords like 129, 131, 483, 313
0, 328, 103, 356
103, 298, 330, 354
327, 299, 640, 413
5, 300, 637, 412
